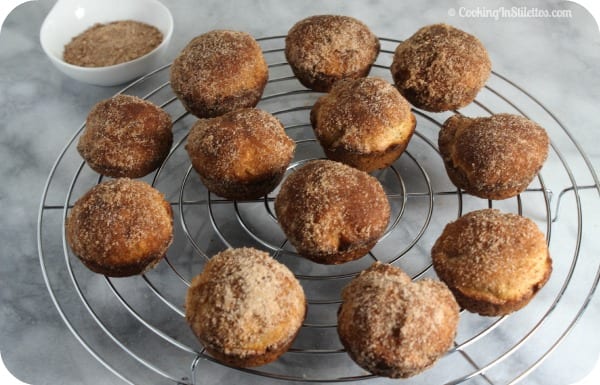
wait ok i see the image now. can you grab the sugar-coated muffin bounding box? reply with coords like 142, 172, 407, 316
438, 113, 549, 200
65, 178, 173, 276
338, 263, 459, 378
285, 15, 380, 92
431, 209, 552, 316
186, 108, 295, 200
170, 30, 268, 118
275, 159, 390, 264
391, 23, 491, 112
77, 94, 172, 178
311, 77, 416, 172
185, 247, 306, 367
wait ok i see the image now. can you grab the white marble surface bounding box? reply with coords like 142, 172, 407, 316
1, 0, 599, 384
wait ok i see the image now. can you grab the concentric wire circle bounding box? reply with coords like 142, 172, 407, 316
37, 36, 600, 385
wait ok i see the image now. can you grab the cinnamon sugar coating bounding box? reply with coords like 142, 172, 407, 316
63, 20, 163, 67
78, 94, 173, 178
431, 209, 552, 316
170, 30, 268, 118
438, 113, 549, 200
311, 77, 416, 172
274, 160, 390, 264
285, 15, 380, 92
338, 263, 459, 378
391, 23, 491, 112
186, 108, 295, 200
65, 178, 173, 277
185, 248, 306, 367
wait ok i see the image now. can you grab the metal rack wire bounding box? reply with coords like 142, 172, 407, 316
37, 36, 600, 385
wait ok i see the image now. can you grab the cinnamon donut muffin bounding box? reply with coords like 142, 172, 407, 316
438, 114, 549, 200
285, 15, 380, 92
338, 263, 459, 378
66, 178, 173, 277
311, 77, 416, 172
185, 247, 306, 367
431, 209, 552, 316
391, 23, 491, 112
170, 30, 268, 118
77, 94, 172, 178
275, 160, 390, 264
186, 108, 295, 200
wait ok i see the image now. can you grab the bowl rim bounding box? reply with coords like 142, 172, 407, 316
39, 0, 174, 72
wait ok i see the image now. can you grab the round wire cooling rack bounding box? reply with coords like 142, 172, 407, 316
37, 36, 600, 385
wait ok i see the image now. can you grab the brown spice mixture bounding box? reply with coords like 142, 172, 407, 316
63, 20, 163, 67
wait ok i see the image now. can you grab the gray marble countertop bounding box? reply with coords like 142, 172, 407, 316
1, 0, 599, 384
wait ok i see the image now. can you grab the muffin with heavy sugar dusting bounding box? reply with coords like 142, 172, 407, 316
186, 108, 295, 200
391, 23, 491, 112
185, 247, 306, 367
66, 178, 173, 276
78, 94, 172, 178
285, 15, 380, 92
275, 159, 390, 264
438, 113, 549, 199
338, 262, 459, 378
171, 30, 268, 118
311, 77, 415, 172
432, 209, 552, 316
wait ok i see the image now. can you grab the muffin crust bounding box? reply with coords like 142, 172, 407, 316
286, 15, 380, 92
275, 160, 390, 264
186, 248, 306, 366
391, 23, 491, 112
311, 77, 415, 172
431, 209, 552, 316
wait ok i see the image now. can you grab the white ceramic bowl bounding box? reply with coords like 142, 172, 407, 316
40, 0, 173, 86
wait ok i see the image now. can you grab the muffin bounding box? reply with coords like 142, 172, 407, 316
338, 263, 459, 378
285, 15, 380, 92
66, 178, 173, 277
391, 23, 491, 112
77, 94, 173, 178
186, 108, 295, 200
170, 30, 268, 118
431, 209, 552, 316
438, 113, 549, 200
185, 247, 306, 367
275, 159, 390, 264
310, 77, 416, 172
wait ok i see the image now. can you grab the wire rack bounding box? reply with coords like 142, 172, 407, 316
37, 36, 600, 385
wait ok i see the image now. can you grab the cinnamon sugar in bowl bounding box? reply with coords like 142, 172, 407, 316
40, 0, 173, 86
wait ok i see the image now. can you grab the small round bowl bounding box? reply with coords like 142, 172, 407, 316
40, 0, 173, 86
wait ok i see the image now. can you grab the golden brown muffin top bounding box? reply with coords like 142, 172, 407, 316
275, 159, 390, 255
338, 263, 459, 378
438, 113, 549, 193
185, 248, 306, 357
391, 23, 491, 111
311, 77, 414, 153
78, 94, 172, 177
170, 30, 268, 103
186, 108, 295, 182
432, 209, 550, 303
285, 15, 379, 78
66, 178, 173, 268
